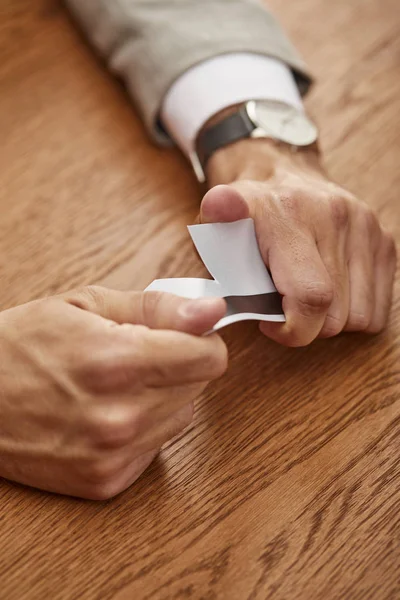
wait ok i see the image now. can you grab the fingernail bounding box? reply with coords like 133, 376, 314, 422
180, 297, 222, 318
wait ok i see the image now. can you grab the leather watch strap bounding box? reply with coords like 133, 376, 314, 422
196, 105, 255, 169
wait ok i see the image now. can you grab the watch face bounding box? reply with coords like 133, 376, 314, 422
248, 100, 318, 146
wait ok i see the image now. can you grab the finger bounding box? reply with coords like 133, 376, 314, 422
366, 230, 397, 333
316, 204, 350, 337
259, 231, 333, 346
114, 447, 159, 495
87, 385, 200, 452
200, 185, 250, 223
137, 292, 227, 335
136, 329, 228, 387
75, 326, 227, 395
63, 286, 227, 336
82, 448, 159, 500
87, 402, 195, 499
318, 264, 350, 338
94, 328, 228, 389
344, 209, 377, 332
131, 401, 195, 455
139, 384, 202, 427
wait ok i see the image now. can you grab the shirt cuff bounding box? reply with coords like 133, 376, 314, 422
161, 52, 304, 157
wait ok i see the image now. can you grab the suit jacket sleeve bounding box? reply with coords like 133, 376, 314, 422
65, 0, 312, 144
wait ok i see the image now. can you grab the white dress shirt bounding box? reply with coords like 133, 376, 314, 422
161, 52, 304, 157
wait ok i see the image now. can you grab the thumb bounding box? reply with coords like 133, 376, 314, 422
63, 286, 226, 335
200, 184, 250, 223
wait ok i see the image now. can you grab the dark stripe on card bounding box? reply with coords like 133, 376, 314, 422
224, 292, 283, 317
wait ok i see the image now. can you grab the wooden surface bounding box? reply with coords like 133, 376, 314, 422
0, 0, 399, 598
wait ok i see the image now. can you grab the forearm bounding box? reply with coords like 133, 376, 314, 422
65, 0, 311, 144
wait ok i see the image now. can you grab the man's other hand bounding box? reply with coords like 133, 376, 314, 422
0, 288, 227, 499
201, 138, 397, 347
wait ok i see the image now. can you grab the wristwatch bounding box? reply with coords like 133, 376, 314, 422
191, 100, 318, 183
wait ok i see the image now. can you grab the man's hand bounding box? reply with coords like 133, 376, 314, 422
201, 138, 397, 347
0, 287, 227, 500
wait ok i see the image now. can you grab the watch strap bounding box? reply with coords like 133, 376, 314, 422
196, 105, 255, 168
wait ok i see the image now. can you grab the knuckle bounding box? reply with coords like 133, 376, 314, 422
87, 407, 140, 449
68, 285, 106, 312
297, 281, 334, 312
329, 195, 350, 230
147, 361, 174, 385
85, 285, 107, 299
320, 313, 344, 338
279, 190, 301, 215
79, 351, 141, 394
347, 312, 371, 332
140, 291, 165, 324
79, 355, 108, 389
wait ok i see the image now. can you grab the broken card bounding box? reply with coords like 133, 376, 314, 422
146, 218, 285, 332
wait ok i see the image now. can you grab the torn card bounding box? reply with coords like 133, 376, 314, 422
145, 218, 285, 332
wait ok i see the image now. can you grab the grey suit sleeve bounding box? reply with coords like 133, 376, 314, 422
65, 0, 312, 144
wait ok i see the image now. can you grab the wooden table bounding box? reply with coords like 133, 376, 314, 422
0, 1, 399, 598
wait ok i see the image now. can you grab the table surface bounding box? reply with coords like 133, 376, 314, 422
0, 1, 399, 599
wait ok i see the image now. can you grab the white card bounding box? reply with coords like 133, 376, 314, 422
146, 218, 285, 332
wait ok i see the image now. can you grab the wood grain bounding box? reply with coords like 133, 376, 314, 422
0, 1, 399, 599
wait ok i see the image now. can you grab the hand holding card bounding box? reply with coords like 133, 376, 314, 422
146, 218, 285, 332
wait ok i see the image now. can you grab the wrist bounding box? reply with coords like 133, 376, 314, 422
197, 104, 325, 187
206, 137, 325, 187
